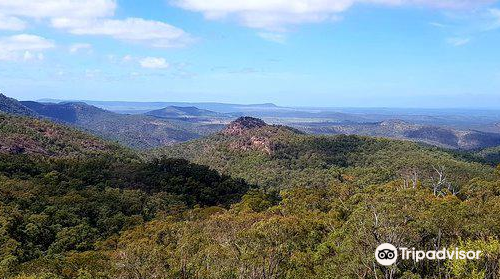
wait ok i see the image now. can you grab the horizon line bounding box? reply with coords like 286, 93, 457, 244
32, 97, 500, 111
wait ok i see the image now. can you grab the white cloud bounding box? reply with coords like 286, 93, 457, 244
0, 34, 55, 60
0, 0, 116, 19
0, 34, 55, 50
69, 43, 92, 53
446, 37, 471, 46
0, 14, 26, 30
257, 32, 287, 43
51, 17, 193, 48
139, 57, 170, 69
173, 0, 495, 30
0, 0, 192, 48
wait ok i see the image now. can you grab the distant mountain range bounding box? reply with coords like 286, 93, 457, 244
145, 106, 229, 120
37, 98, 281, 114
37, 98, 500, 128
1, 94, 227, 148
291, 119, 500, 150
3, 93, 500, 153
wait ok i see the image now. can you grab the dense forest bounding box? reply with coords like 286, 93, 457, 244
0, 153, 251, 278
2, 115, 500, 278
158, 118, 493, 190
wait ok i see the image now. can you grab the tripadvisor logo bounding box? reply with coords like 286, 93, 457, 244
375, 243, 482, 266
375, 243, 398, 266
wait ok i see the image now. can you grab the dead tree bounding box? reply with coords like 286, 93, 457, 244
431, 166, 458, 196
400, 167, 419, 189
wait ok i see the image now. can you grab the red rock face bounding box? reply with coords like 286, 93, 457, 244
229, 136, 275, 155
222, 117, 267, 136
222, 117, 278, 154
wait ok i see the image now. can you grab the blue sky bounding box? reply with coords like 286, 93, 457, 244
0, 0, 500, 108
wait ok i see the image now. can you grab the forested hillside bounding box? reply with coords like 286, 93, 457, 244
0, 94, 38, 118
158, 117, 493, 190
91, 170, 500, 279
477, 146, 500, 166
2, 115, 500, 278
21, 101, 204, 149
0, 114, 125, 157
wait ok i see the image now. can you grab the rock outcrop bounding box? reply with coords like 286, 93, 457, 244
222, 117, 267, 136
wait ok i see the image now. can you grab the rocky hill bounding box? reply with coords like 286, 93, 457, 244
222, 116, 268, 136
157, 117, 491, 189
219, 117, 304, 154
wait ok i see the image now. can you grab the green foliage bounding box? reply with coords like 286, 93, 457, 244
0, 114, 129, 158
136, 158, 252, 207
20, 101, 222, 149
232, 189, 280, 213
156, 127, 493, 191
0, 153, 250, 278
101, 178, 500, 279
476, 146, 500, 166
446, 238, 500, 279
3, 115, 500, 278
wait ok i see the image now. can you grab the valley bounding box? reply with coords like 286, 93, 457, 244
3, 1, 500, 277
3, 94, 500, 155
0, 106, 499, 278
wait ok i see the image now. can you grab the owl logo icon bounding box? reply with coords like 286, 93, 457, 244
375, 243, 398, 266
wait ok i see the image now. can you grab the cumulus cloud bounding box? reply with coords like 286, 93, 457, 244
0, 0, 192, 48
139, 57, 170, 69
69, 43, 92, 54
173, 0, 496, 30
52, 17, 193, 48
0, 34, 55, 60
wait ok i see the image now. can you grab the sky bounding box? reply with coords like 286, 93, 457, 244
0, 0, 500, 108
